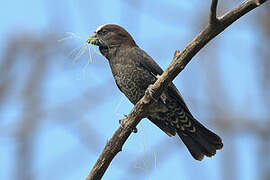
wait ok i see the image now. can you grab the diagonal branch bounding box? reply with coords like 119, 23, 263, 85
85, 0, 268, 179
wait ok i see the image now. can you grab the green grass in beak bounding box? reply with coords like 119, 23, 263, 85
86, 36, 99, 44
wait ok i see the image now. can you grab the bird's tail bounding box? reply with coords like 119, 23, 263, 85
177, 117, 223, 161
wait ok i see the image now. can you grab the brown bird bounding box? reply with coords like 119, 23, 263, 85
87, 24, 223, 160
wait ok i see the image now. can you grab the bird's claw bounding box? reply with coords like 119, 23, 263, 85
119, 119, 124, 128
146, 84, 158, 102
119, 118, 138, 133
132, 127, 138, 133
119, 114, 128, 127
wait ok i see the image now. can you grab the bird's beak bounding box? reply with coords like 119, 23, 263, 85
86, 32, 100, 46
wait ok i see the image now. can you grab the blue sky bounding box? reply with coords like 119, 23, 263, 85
0, 0, 268, 180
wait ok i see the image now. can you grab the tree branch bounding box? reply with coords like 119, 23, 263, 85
210, 0, 219, 25
85, 0, 268, 179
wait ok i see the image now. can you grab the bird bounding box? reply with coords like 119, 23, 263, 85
87, 24, 223, 161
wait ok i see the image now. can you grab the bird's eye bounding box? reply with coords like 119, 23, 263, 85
98, 29, 108, 35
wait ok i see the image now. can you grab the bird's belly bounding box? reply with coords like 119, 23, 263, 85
114, 68, 155, 104
121, 82, 145, 104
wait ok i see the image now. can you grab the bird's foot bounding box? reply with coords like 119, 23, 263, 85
131, 127, 138, 133
118, 114, 128, 126
119, 118, 138, 133
119, 119, 124, 128
146, 84, 158, 102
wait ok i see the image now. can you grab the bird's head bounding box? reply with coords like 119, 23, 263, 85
87, 24, 137, 57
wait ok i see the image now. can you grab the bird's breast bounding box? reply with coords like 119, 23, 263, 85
111, 63, 156, 104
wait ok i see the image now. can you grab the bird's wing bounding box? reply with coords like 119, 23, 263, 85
133, 47, 164, 76
133, 47, 193, 116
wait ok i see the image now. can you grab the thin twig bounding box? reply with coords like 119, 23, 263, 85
85, 0, 268, 179
210, 0, 219, 25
